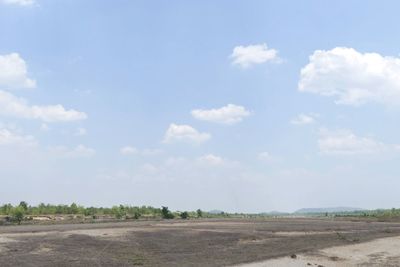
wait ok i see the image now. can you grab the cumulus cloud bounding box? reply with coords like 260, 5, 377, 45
163, 123, 210, 144
1, 0, 35, 6
0, 128, 37, 146
191, 104, 251, 125
230, 43, 279, 68
49, 144, 96, 158
0, 90, 87, 122
290, 113, 317, 125
0, 53, 36, 89
318, 129, 396, 155
299, 47, 400, 106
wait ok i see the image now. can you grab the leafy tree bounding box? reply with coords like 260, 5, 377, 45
70, 203, 79, 214
196, 209, 203, 218
84, 207, 96, 216
180, 211, 189, 219
0, 204, 12, 215
161, 206, 174, 219
19, 201, 28, 211
11, 206, 25, 225
134, 211, 141, 219
112, 206, 125, 219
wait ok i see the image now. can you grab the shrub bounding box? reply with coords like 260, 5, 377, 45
19, 201, 28, 211
161, 206, 174, 219
134, 211, 141, 219
196, 209, 203, 218
11, 206, 25, 225
180, 211, 189, 219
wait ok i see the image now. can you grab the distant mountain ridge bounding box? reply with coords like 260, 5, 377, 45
294, 207, 364, 214
208, 209, 225, 214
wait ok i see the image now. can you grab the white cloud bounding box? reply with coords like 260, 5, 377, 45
1, 0, 35, 6
191, 104, 251, 125
0, 90, 87, 122
49, 144, 96, 158
318, 129, 395, 155
299, 47, 400, 106
0, 53, 36, 89
290, 113, 317, 125
197, 154, 224, 165
120, 146, 138, 155
74, 127, 87, 136
230, 43, 279, 68
163, 123, 211, 144
0, 128, 37, 146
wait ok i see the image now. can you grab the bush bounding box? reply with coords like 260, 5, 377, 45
196, 209, 203, 218
134, 211, 141, 219
11, 206, 25, 225
161, 206, 174, 219
19, 201, 28, 211
180, 211, 189, 219
111, 205, 126, 219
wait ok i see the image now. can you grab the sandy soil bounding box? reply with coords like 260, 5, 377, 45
237, 235, 400, 266
1, 218, 400, 266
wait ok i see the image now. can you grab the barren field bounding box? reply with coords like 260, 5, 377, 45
1, 218, 400, 266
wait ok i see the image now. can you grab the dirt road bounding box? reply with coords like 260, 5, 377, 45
1, 218, 400, 266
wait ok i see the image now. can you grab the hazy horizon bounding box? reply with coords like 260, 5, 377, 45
1, 0, 400, 213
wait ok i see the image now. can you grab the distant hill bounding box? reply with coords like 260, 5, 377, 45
208, 209, 225, 214
259, 211, 290, 216
294, 207, 364, 214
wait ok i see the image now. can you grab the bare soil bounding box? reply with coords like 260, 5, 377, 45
1, 218, 400, 266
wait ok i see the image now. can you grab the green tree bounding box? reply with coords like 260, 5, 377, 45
161, 206, 174, 219
134, 211, 141, 219
70, 203, 79, 214
180, 211, 189, 219
19, 201, 28, 211
196, 209, 203, 218
11, 206, 25, 225
112, 206, 125, 219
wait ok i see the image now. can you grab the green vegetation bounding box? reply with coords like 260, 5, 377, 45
4, 201, 400, 225
11, 206, 25, 225
0, 202, 236, 224
0, 202, 165, 224
161, 206, 175, 219
196, 209, 203, 218
180, 211, 189, 219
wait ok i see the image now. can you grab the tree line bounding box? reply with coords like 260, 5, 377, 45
0, 201, 212, 224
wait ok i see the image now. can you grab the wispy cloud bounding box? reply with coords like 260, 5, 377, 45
1, 0, 35, 7
290, 113, 317, 125
0, 90, 87, 122
318, 128, 397, 155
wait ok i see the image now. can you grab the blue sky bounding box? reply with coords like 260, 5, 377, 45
1, 0, 400, 212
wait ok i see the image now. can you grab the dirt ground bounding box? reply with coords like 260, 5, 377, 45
1, 218, 400, 266
238, 235, 400, 266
